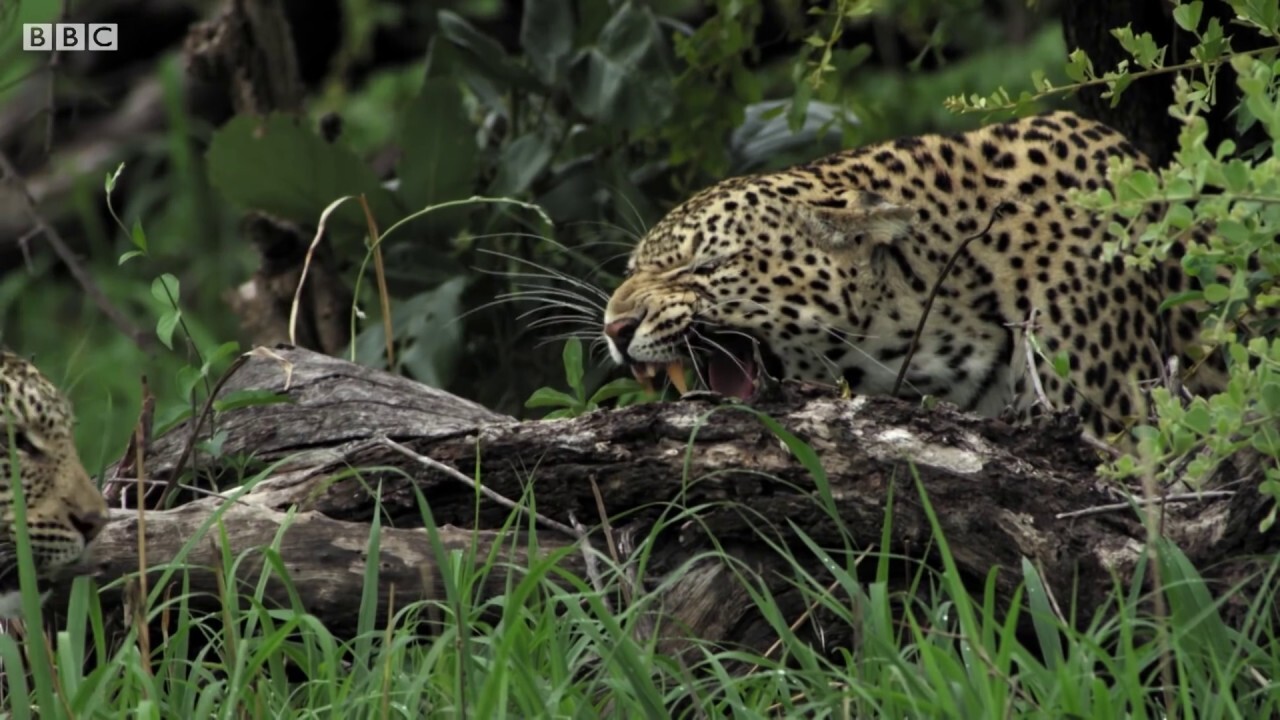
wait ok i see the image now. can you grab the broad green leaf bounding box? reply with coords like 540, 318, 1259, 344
397, 78, 479, 219
521, 0, 575, 84
156, 311, 180, 350
1183, 403, 1212, 435
350, 277, 468, 388
207, 113, 401, 235
525, 387, 578, 409
1173, 1, 1203, 31
151, 273, 180, 305
589, 377, 646, 405
437, 11, 542, 89
567, 3, 674, 131
1203, 283, 1231, 304
1261, 380, 1280, 414
399, 277, 469, 388
176, 364, 202, 397
488, 132, 555, 197
562, 338, 585, 399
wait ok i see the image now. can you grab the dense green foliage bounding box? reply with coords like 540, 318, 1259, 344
1, 0, 1066, 463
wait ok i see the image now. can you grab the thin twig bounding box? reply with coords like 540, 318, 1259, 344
377, 436, 580, 540
892, 204, 1007, 398
1165, 355, 1184, 403
0, 151, 151, 350
569, 512, 611, 613
1055, 490, 1235, 520
1019, 308, 1055, 412
1080, 431, 1124, 459
156, 353, 250, 508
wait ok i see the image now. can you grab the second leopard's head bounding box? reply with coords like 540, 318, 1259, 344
0, 351, 110, 617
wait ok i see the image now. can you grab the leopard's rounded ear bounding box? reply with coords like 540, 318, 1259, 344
804, 192, 914, 253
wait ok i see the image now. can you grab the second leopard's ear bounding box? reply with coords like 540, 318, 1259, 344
802, 192, 915, 255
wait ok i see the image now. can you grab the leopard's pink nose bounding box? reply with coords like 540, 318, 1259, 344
603, 317, 639, 345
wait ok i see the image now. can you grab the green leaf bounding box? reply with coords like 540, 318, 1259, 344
1052, 351, 1071, 379
589, 377, 646, 405
1173, 1, 1203, 32
488, 132, 555, 197
562, 338, 585, 399
207, 114, 401, 235
130, 217, 148, 252
117, 250, 145, 266
525, 387, 579, 409
1221, 158, 1251, 192
156, 311, 180, 350
396, 78, 479, 221
520, 0, 575, 84
1261, 380, 1280, 415
204, 341, 242, 373
104, 162, 124, 194
1064, 48, 1095, 82
151, 273, 180, 306
567, 3, 674, 131
1203, 283, 1231, 304
176, 364, 203, 397
1159, 290, 1203, 311
396, 278, 469, 388
1183, 403, 1212, 435
437, 11, 543, 89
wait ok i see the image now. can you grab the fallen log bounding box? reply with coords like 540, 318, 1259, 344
49, 346, 1275, 655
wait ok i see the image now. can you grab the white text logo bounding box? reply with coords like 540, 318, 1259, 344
22, 24, 118, 51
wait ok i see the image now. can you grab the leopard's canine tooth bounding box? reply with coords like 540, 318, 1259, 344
666, 361, 688, 395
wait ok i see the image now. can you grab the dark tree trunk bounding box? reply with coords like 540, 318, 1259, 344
1061, 0, 1273, 165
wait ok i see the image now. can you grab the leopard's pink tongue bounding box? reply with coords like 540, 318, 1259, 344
709, 355, 756, 399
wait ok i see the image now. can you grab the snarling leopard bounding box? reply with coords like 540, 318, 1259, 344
603, 110, 1237, 442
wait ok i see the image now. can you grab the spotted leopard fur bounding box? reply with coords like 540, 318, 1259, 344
603, 110, 1236, 441
0, 350, 109, 617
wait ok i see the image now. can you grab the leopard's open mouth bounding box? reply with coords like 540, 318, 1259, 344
629, 332, 779, 400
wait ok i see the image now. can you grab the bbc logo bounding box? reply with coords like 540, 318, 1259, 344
22, 24, 118, 51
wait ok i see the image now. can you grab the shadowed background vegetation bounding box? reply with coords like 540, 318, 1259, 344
0, 0, 1070, 468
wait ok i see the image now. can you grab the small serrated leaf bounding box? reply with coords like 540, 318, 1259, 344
1173, 1, 1203, 32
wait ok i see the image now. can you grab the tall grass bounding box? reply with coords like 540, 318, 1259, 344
2, 423, 1278, 718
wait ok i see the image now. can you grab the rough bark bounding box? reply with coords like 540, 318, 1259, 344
49, 346, 1277, 657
